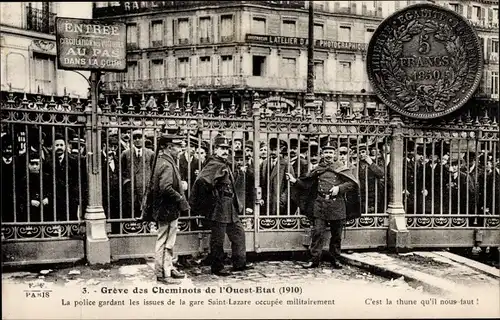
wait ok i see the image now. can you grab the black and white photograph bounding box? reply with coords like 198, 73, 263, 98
1, 1, 499, 319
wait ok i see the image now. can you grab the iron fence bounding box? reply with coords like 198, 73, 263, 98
1, 89, 499, 264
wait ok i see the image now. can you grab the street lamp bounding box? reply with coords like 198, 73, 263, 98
180, 86, 187, 108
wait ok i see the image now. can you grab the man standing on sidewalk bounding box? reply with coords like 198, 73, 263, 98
139, 131, 189, 285
286, 142, 360, 270
190, 134, 253, 276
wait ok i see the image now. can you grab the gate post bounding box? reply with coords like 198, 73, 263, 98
84, 71, 110, 264
387, 114, 410, 252
252, 93, 262, 253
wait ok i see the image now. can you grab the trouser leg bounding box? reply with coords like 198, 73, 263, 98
329, 219, 344, 260
162, 219, 178, 277
226, 220, 246, 268
154, 221, 170, 278
309, 218, 327, 263
210, 221, 227, 272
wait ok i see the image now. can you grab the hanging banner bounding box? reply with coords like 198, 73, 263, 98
56, 17, 127, 71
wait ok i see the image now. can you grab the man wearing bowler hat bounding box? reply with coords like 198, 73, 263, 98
286, 140, 360, 269
138, 129, 189, 284
190, 134, 253, 276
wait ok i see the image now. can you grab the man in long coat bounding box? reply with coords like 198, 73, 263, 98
260, 138, 294, 215
286, 142, 360, 269
121, 129, 154, 219
101, 134, 121, 232
138, 131, 189, 284
233, 149, 255, 214
49, 133, 87, 222
190, 135, 253, 276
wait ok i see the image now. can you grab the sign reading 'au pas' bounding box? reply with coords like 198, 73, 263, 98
56, 17, 127, 71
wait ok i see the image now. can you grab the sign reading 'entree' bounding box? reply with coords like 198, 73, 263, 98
56, 17, 127, 71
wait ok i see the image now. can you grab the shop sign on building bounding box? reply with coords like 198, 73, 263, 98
246, 34, 367, 52
56, 17, 127, 71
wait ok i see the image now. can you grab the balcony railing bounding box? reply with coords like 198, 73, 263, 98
26, 6, 56, 34
102, 76, 372, 94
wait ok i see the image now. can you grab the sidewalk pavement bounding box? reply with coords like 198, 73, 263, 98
340, 251, 499, 295
2, 250, 498, 296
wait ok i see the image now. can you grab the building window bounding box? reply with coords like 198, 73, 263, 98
282, 20, 296, 37
339, 26, 351, 42
26, 3, 56, 34
314, 61, 324, 80
33, 53, 55, 95
150, 60, 164, 80
473, 6, 481, 20
126, 23, 138, 49
126, 61, 139, 81
493, 9, 499, 24
314, 24, 324, 40
199, 17, 211, 43
199, 57, 211, 77
362, 1, 376, 15
339, 61, 351, 81
177, 57, 190, 78
253, 17, 266, 34
252, 56, 266, 76
281, 57, 296, 78
221, 55, 233, 76
492, 71, 499, 96
365, 28, 375, 44
177, 18, 189, 44
151, 20, 163, 47
449, 3, 460, 14
221, 15, 234, 42
491, 39, 499, 62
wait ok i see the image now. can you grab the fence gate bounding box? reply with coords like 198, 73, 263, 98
1, 90, 499, 266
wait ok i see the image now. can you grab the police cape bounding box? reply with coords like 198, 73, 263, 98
292, 160, 362, 220
190, 156, 244, 222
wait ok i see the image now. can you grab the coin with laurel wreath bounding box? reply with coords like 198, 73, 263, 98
367, 3, 483, 119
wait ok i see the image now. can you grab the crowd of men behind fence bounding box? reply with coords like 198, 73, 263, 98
1, 126, 499, 230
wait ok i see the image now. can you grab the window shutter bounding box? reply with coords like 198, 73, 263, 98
487, 38, 492, 58
377, 5, 382, 17
189, 18, 193, 44
173, 19, 178, 44
209, 16, 213, 42
149, 21, 153, 46
334, 2, 340, 12
362, 3, 367, 15
458, 4, 464, 15
481, 8, 485, 21
467, 6, 472, 19
487, 71, 492, 93
351, 2, 356, 14
233, 14, 236, 41
488, 8, 493, 22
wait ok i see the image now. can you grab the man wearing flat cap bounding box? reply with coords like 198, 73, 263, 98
139, 130, 189, 284
190, 134, 252, 276
121, 129, 155, 220
286, 140, 360, 269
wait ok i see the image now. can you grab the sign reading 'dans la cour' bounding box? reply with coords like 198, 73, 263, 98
56, 17, 126, 71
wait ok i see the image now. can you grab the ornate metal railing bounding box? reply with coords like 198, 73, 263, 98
102, 76, 372, 94
26, 6, 56, 34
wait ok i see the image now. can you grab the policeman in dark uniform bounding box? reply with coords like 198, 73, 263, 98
286, 142, 360, 269
190, 134, 253, 276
